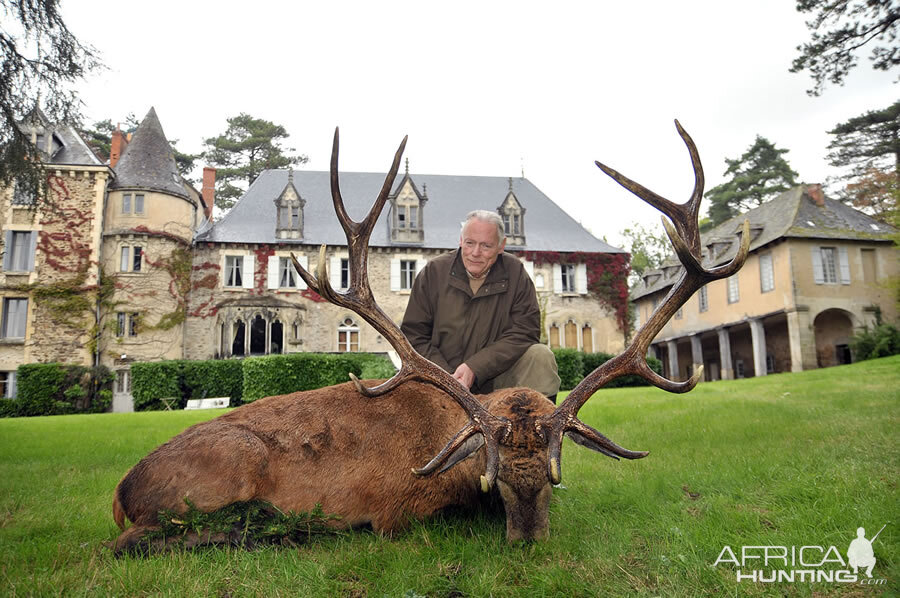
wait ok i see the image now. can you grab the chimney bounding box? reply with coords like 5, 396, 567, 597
807, 184, 825, 208
110, 125, 127, 168
201, 167, 216, 220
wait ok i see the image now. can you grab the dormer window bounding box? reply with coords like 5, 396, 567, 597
274, 170, 305, 240
497, 177, 526, 246
389, 160, 427, 243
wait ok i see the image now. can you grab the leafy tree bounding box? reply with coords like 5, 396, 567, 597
845, 166, 898, 221
620, 222, 670, 286
790, 0, 900, 96
705, 136, 799, 226
0, 0, 102, 202
202, 113, 308, 210
827, 100, 900, 178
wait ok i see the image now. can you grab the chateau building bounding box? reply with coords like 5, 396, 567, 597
2, 109, 629, 411
631, 185, 898, 381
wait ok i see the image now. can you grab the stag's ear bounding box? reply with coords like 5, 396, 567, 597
565, 431, 624, 461
437, 434, 486, 474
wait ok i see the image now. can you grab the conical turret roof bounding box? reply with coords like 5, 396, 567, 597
110, 107, 187, 198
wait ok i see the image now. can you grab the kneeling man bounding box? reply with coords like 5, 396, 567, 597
401, 210, 560, 400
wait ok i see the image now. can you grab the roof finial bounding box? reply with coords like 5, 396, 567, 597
405, 157, 409, 175
288, 168, 294, 184
508, 176, 513, 192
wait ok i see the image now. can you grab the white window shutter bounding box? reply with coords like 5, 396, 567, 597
329, 256, 342, 289
242, 254, 254, 289
267, 255, 279, 289
523, 260, 535, 281
295, 255, 308, 290
416, 259, 427, 278
2, 231, 12, 271
552, 264, 562, 293
838, 247, 850, 284
390, 258, 401, 291
811, 249, 824, 284
26, 232, 37, 271
576, 264, 588, 294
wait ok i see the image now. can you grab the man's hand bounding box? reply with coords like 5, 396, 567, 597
452, 363, 476, 389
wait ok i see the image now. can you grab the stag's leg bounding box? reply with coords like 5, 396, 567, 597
112, 423, 271, 553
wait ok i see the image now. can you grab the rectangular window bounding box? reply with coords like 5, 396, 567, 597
759, 253, 774, 292
279, 257, 297, 288
280, 206, 289, 228
129, 313, 138, 337
819, 247, 837, 283
134, 194, 145, 215
340, 258, 350, 289
400, 260, 416, 290
397, 211, 406, 229
409, 206, 418, 229
0, 371, 16, 398
1, 298, 28, 338
766, 353, 775, 374
698, 285, 708, 312
291, 206, 300, 229
513, 214, 520, 235
727, 274, 740, 303
116, 313, 126, 337
502, 214, 511, 235
861, 248, 876, 283
735, 359, 745, 379
12, 179, 35, 205
120, 246, 143, 273
8, 231, 32, 271
122, 194, 131, 214
225, 255, 243, 287
561, 264, 575, 292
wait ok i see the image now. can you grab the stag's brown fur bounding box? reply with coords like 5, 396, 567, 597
112, 381, 555, 552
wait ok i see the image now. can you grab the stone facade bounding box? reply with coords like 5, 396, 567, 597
632, 186, 898, 381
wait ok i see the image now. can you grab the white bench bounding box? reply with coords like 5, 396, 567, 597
184, 397, 230, 410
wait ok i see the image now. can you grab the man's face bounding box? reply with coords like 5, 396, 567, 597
460, 218, 506, 278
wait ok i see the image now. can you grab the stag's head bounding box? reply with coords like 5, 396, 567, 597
293, 124, 749, 542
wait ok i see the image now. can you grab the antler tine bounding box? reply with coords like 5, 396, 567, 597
295, 130, 509, 492
542, 121, 750, 484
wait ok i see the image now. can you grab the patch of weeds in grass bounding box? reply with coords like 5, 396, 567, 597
143, 499, 343, 552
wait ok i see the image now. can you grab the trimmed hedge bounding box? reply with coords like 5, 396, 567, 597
0, 363, 113, 417
340, 353, 396, 380
552, 349, 663, 391
242, 354, 363, 402
132, 359, 245, 411
131, 360, 185, 411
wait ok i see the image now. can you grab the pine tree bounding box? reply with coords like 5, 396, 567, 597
202, 114, 308, 211
705, 137, 799, 226
828, 100, 900, 178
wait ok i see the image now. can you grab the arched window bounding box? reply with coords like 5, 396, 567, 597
232, 320, 246, 356
271, 319, 283, 354
582, 324, 593, 353
337, 317, 360, 352
549, 323, 560, 349
565, 320, 578, 349
250, 315, 266, 354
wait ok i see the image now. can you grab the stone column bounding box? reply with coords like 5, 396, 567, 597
749, 318, 767, 377
717, 327, 733, 380
666, 339, 679, 380
786, 307, 816, 372
690, 335, 704, 381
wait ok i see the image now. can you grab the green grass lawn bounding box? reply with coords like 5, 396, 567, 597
1, 356, 897, 597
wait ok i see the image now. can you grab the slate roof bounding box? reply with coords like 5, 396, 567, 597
197, 170, 623, 253
110, 108, 188, 199
16, 108, 103, 166
631, 185, 896, 300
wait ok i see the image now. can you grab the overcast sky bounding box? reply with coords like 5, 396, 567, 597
63, 0, 897, 248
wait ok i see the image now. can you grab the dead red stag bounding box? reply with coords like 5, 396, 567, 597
110, 122, 748, 551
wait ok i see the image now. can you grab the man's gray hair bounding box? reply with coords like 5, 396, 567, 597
461, 210, 505, 244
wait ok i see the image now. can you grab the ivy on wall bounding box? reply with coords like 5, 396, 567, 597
517, 250, 631, 333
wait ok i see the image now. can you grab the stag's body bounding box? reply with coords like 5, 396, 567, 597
112, 382, 555, 551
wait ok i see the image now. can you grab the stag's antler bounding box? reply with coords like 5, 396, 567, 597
291, 128, 511, 492
540, 120, 750, 484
